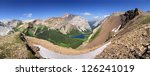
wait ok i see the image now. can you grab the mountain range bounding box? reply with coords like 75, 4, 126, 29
0, 8, 150, 59
5, 14, 89, 33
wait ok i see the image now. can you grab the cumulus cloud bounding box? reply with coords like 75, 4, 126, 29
24, 13, 32, 18
83, 12, 92, 16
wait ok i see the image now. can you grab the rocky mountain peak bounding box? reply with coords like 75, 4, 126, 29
121, 8, 140, 26
62, 14, 76, 19
32, 19, 43, 25
41, 14, 92, 34
0, 21, 5, 26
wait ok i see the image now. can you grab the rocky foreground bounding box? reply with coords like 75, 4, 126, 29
0, 32, 36, 59
96, 9, 150, 59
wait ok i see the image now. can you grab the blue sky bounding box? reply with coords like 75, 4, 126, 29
0, 0, 150, 20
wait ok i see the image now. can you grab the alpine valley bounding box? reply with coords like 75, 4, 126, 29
0, 8, 150, 59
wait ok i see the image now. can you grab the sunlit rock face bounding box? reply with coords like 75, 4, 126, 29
40, 14, 92, 34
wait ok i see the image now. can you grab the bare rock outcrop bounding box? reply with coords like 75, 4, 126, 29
95, 23, 150, 59
95, 9, 150, 59
20, 33, 43, 59
121, 8, 140, 28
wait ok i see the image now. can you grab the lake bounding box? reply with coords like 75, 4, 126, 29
71, 34, 85, 39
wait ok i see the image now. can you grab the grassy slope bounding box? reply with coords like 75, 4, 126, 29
26, 25, 88, 49
141, 16, 150, 24
0, 32, 36, 59
89, 28, 101, 42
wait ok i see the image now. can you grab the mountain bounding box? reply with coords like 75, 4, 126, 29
88, 15, 110, 29
0, 14, 92, 49
0, 21, 13, 36
88, 20, 97, 29
0, 8, 150, 59
6, 19, 23, 28
0, 21, 5, 26
31, 14, 91, 34
82, 13, 122, 49
93, 17, 108, 28
147, 11, 150, 13
96, 8, 150, 59
0, 19, 23, 36
0, 14, 91, 36
17, 14, 92, 49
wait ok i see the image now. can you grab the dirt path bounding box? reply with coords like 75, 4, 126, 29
34, 42, 111, 59
27, 36, 103, 55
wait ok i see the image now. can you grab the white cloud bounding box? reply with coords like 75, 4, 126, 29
94, 15, 110, 19
83, 12, 92, 16
94, 16, 99, 19
93, 16, 104, 19
104, 15, 110, 18
24, 13, 32, 18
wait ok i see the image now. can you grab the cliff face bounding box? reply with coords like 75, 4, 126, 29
95, 9, 150, 59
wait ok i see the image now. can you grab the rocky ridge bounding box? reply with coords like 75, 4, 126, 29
32, 14, 91, 34
96, 9, 150, 59
0, 9, 150, 59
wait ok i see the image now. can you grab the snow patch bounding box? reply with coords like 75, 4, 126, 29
112, 25, 122, 33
